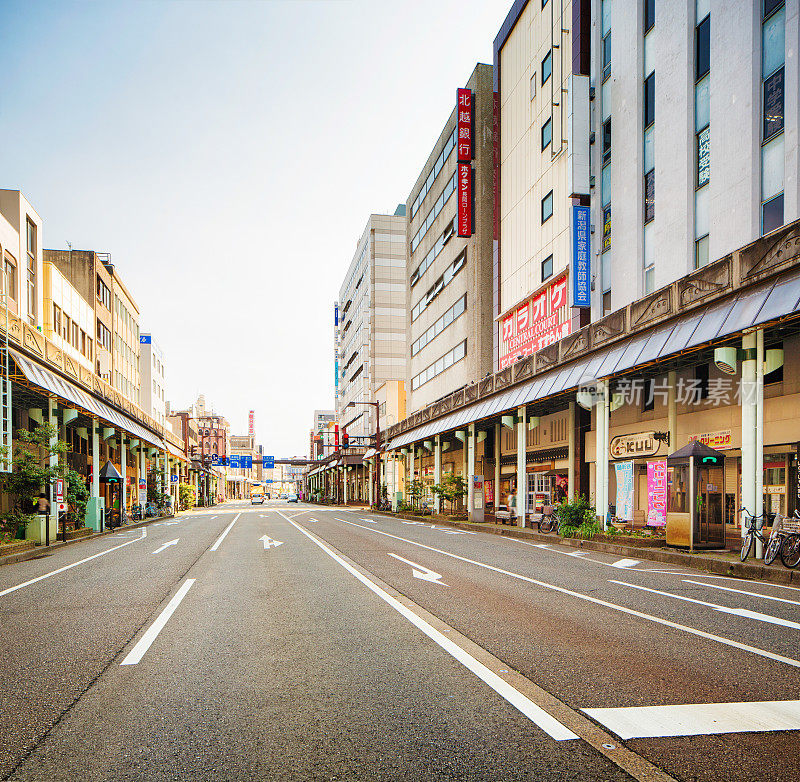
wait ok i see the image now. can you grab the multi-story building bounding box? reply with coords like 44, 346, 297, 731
310, 409, 336, 460
104, 261, 140, 406
0, 191, 43, 327
336, 210, 408, 442
405, 63, 495, 413
139, 334, 166, 427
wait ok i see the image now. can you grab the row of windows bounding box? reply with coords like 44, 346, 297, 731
411, 250, 466, 322
411, 340, 467, 391
762, 0, 785, 236
411, 294, 466, 357
53, 303, 94, 361
26, 219, 36, 326
96, 320, 111, 352
2, 251, 16, 304
410, 219, 454, 288
96, 275, 111, 310
410, 171, 457, 253
410, 129, 456, 220
694, 2, 711, 270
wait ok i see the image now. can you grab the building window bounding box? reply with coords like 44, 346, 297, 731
644, 0, 655, 32
411, 294, 466, 356
762, 193, 784, 234
541, 190, 553, 223
695, 234, 710, 269
411, 340, 467, 391
63, 315, 70, 342
541, 117, 552, 150
695, 15, 710, 80
602, 291, 612, 316
26, 219, 36, 324
763, 67, 784, 140
86, 336, 93, 361
541, 254, 553, 281
52, 304, 61, 335
602, 33, 611, 81
644, 169, 655, 223
602, 119, 611, 165
695, 364, 710, 400
541, 51, 552, 85
644, 73, 655, 127
3, 253, 16, 302
96, 276, 111, 310
530, 75, 536, 100
643, 379, 655, 411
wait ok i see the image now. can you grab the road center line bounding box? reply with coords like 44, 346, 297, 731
334, 519, 800, 669
0, 528, 147, 598
209, 513, 240, 552
120, 579, 196, 665
278, 512, 576, 740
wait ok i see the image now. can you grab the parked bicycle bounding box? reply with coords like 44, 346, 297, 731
778, 510, 800, 569
538, 505, 556, 533
739, 508, 769, 562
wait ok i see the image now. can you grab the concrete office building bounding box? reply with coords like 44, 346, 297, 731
336, 210, 408, 442
405, 63, 495, 414
139, 334, 167, 427
593, 0, 799, 314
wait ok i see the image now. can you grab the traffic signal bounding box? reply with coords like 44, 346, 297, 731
342, 431, 349, 449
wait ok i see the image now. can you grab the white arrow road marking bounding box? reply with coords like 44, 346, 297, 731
610, 558, 641, 568
388, 553, 448, 586
1, 528, 147, 599
567, 550, 588, 557
259, 535, 284, 549
359, 518, 378, 524
583, 699, 800, 739
610, 580, 800, 631
152, 539, 179, 554
121, 579, 195, 665
154, 520, 181, 526
307, 518, 319, 523
402, 521, 426, 525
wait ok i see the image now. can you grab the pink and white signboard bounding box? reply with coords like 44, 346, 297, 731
647, 460, 667, 526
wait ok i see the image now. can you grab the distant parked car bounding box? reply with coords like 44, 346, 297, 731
287, 494, 298, 503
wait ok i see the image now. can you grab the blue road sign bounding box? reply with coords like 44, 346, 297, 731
263, 456, 275, 469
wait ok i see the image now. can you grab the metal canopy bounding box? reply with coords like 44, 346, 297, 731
387, 268, 800, 450
11, 350, 166, 450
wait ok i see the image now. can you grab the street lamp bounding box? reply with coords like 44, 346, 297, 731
345, 400, 380, 507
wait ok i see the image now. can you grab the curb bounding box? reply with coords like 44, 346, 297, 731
366, 510, 799, 586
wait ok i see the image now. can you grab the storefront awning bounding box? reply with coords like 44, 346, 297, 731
165, 440, 186, 461
362, 448, 377, 461
386, 268, 800, 451
11, 350, 167, 450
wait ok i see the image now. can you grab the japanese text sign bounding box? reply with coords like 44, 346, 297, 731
572, 204, 591, 307
457, 162, 473, 237
647, 460, 667, 526
456, 88, 473, 162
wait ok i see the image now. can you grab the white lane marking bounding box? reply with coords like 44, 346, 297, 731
209, 513, 241, 552
533, 543, 552, 549
307, 518, 319, 523
335, 519, 800, 669
278, 513, 576, 740
567, 550, 588, 557
259, 535, 284, 549
152, 539, 179, 555
120, 579, 196, 665
0, 528, 147, 598
359, 518, 378, 524
682, 580, 800, 606
402, 521, 426, 525
388, 553, 448, 586
610, 558, 641, 569
609, 580, 800, 631
582, 700, 800, 739
154, 520, 181, 526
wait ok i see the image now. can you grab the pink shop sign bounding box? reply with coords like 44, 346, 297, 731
647, 460, 667, 527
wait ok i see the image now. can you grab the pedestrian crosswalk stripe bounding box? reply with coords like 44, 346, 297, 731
582, 700, 800, 739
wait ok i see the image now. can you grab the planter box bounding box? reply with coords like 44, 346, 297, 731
64, 527, 93, 541
0, 540, 35, 556
562, 533, 666, 547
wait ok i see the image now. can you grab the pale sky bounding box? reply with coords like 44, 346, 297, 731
0, 0, 510, 457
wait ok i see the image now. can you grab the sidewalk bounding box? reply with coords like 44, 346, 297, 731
369, 509, 800, 586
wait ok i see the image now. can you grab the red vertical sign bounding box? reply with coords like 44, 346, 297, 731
457, 162, 473, 237
457, 88, 473, 162
248, 410, 254, 436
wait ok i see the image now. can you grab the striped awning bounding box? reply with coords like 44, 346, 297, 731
11, 350, 166, 450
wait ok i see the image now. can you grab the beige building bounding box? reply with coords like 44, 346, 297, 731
336, 210, 408, 441
43, 259, 95, 371
0, 191, 44, 328
405, 63, 495, 413
106, 264, 140, 406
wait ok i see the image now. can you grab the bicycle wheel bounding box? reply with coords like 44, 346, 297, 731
539, 515, 554, 534
740, 533, 754, 562
780, 535, 800, 569
764, 535, 782, 566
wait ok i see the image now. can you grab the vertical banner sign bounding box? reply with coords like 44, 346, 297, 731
647, 459, 668, 526
572, 204, 591, 307
456, 88, 473, 162
248, 410, 254, 436
457, 162, 473, 237
614, 460, 634, 521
